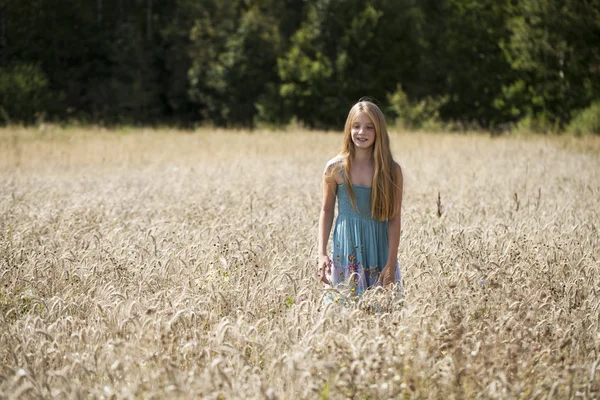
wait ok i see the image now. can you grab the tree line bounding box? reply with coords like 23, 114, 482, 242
1, 0, 599, 132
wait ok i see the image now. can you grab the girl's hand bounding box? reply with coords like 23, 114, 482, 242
377, 264, 396, 287
317, 255, 331, 285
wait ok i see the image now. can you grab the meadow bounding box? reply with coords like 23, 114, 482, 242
1, 126, 599, 399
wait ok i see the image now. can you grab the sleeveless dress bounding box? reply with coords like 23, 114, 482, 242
327, 180, 402, 297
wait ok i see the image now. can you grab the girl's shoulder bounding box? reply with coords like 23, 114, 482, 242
391, 160, 402, 172
390, 161, 403, 190
324, 155, 343, 171
393, 161, 403, 180
323, 155, 344, 184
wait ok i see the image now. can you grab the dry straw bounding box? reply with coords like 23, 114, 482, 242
0, 126, 599, 398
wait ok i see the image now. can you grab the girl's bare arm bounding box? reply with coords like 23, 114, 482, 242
377, 163, 403, 287
318, 174, 337, 258
386, 216, 401, 269
317, 169, 337, 284
386, 163, 404, 268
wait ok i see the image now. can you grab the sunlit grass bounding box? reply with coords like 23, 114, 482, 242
1, 126, 599, 398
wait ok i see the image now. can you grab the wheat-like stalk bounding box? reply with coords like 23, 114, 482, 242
0, 126, 599, 399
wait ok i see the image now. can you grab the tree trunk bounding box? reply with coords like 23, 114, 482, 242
97, 0, 103, 23
0, 7, 6, 49
146, 0, 152, 40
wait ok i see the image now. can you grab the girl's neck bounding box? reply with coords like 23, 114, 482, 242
353, 147, 374, 164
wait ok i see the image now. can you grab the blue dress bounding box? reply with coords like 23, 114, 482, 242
328, 181, 402, 296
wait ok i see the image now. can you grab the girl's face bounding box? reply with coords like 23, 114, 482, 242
350, 112, 376, 150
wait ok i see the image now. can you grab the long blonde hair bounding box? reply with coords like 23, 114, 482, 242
336, 100, 400, 221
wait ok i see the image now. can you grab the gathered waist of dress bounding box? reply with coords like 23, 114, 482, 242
336, 212, 388, 225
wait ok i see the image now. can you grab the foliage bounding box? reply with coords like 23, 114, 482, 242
0, 0, 599, 131
0, 63, 53, 123
188, 0, 303, 127
568, 101, 600, 135
499, 0, 600, 129
418, 0, 516, 128
277, 0, 423, 128
190, 2, 269, 126
387, 85, 448, 130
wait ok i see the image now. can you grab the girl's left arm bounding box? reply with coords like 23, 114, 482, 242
381, 164, 403, 286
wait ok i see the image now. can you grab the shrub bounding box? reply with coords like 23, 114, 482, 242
387, 85, 448, 131
568, 101, 600, 136
0, 63, 52, 124
514, 113, 561, 134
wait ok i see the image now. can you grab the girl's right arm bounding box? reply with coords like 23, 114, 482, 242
317, 167, 337, 284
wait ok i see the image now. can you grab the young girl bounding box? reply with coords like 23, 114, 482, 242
317, 100, 403, 296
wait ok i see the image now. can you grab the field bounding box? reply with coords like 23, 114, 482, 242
1, 126, 599, 399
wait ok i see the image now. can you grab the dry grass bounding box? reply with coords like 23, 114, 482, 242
1, 126, 599, 399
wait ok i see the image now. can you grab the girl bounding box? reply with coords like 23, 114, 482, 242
317, 100, 403, 296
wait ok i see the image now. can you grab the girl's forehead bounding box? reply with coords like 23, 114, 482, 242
353, 112, 374, 124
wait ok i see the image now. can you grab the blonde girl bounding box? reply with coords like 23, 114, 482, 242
317, 99, 403, 295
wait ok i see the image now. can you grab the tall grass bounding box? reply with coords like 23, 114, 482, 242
1, 126, 599, 399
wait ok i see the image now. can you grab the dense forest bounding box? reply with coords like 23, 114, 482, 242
1, 0, 599, 132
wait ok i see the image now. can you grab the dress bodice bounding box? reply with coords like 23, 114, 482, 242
336, 183, 373, 218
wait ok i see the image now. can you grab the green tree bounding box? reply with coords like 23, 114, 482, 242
0, 63, 52, 123
1, 0, 598, 130
155, 0, 206, 124
278, 0, 424, 128
188, 0, 302, 127
416, 0, 515, 128
1, 0, 198, 124
499, 0, 600, 129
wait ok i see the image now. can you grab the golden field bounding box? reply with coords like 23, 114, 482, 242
1, 126, 599, 399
